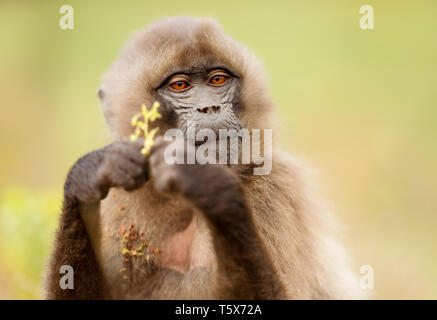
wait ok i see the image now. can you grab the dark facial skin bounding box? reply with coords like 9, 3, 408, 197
156, 67, 242, 135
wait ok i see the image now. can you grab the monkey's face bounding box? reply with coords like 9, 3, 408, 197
156, 66, 242, 136
100, 17, 273, 139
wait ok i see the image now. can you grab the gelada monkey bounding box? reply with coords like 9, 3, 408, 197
45, 16, 360, 299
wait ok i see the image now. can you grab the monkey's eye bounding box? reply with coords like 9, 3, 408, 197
168, 80, 190, 91
208, 74, 230, 86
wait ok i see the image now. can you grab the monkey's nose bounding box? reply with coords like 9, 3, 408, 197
196, 106, 220, 114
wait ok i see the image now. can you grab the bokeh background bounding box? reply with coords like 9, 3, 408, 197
0, 0, 436, 299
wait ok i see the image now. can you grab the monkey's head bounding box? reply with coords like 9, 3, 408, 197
99, 16, 274, 139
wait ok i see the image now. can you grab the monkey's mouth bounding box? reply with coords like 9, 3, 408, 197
183, 120, 243, 147
194, 140, 206, 147
194, 135, 215, 147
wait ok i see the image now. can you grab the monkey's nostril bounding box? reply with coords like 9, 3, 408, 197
196, 106, 220, 114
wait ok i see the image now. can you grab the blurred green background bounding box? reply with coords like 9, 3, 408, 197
0, 0, 436, 299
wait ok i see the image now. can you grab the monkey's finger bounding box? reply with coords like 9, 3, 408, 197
110, 167, 137, 191
93, 165, 112, 199
107, 153, 144, 177
110, 139, 148, 167
99, 153, 147, 192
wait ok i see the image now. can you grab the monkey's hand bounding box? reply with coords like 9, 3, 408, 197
149, 137, 285, 299
149, 137, 242, 204
64, 139, 149, 204
48, 139, 147, 300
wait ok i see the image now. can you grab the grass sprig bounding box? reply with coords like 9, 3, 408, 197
130, 101, 161, 155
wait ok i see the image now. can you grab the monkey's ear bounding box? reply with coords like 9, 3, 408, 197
97, 84, 115, 130
97, 84, 106, 102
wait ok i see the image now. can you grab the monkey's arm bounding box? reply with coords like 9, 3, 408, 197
150, 143, 286, 299
45, 140, 148, 299
183, 166, 286, 299
45, 149, 106, 299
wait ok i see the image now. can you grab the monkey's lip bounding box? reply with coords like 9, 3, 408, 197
194, 136, 218, 147
194, 140, 206, 147
188, 125, 237, 147
202, 113, 221, 121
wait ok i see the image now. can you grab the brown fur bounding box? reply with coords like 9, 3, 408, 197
44, 16, 360, 299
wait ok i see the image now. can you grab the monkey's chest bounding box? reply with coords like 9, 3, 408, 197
93, 186, 215, 298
